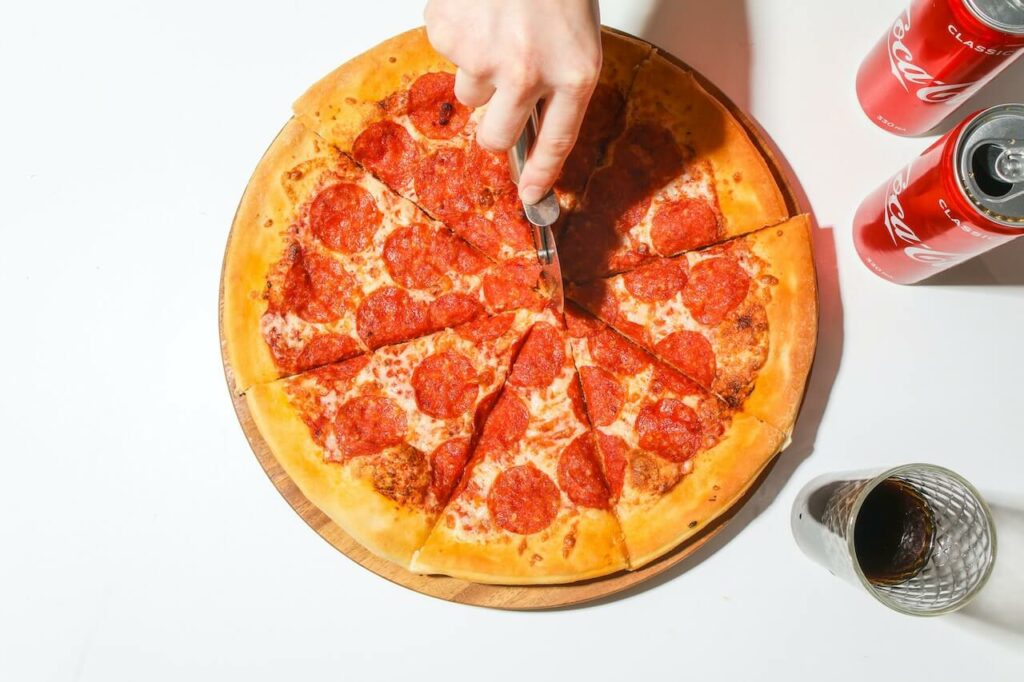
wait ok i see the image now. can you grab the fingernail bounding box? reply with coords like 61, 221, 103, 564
520, 185, 546, 205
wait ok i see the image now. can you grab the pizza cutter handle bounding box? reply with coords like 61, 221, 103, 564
507, 107, 541, 186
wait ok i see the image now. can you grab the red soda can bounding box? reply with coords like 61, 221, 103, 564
853, 104, 1024, 283
857, 0, 1024, 136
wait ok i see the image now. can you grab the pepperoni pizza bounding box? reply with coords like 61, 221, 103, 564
222, 27, 817, 584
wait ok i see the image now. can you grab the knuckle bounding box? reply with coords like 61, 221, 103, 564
543, 135, 578, 156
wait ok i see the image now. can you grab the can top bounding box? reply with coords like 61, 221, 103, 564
965, 0, 1024, 35
956, 103, 1024, 228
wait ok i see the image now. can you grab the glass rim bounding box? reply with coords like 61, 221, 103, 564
842, 463, 998, 617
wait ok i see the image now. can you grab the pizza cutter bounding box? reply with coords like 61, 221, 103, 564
507, 105, 564, 312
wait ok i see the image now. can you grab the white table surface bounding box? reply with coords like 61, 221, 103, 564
3, 0, 1023, 679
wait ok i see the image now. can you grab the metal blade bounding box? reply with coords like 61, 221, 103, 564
531, 222, 564, 312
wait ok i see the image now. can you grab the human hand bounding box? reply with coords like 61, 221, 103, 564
424, 0, 602, 204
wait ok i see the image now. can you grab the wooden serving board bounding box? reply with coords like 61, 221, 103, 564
219, 30, 804, 610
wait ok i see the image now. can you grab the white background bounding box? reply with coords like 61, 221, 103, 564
2, 1, 1023, 679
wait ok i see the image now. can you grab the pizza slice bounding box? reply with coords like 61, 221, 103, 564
411, 311, 628, 583
223, 118, 545, 393
245, 310, 538, 567
292, 28, 651, 261
564, 305, 785, 568
567, 215, 817, 435
559, 50, 789, 279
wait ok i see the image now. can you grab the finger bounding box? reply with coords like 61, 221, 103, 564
516, 91, 590, 204
454, 68, 495, 108
475, 86, 539, 153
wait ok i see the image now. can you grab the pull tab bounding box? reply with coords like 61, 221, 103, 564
994, 145, 1024, 184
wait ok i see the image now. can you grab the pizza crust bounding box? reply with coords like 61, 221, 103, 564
293, 27, 455, 152
741, 215, 818, 436
246, 378, 435, 567
629, 52, 789, 239
620, 412, 785, 568
222, 118, 343, 393
411, 508, 627, 585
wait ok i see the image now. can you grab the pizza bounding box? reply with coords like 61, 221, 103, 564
221, 27, 817, 585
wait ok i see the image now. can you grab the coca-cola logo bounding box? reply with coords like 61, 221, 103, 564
883, 162, 962, 267
887, 10, 975, 104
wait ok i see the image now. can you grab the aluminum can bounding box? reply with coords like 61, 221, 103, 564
853, 104, 1024, 283
857, 0, 1024, 135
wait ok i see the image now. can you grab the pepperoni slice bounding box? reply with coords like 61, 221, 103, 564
309, 183, 381, 253
487, 464, 561, 534
313, 354, 371, 385
586, 165, 652, 232
455, 312, 515, 343
432, 229, 489, 276
353, 120, 418, 189
293, 334, 361, 373
589, 328, 648, 376
617, 123, 683, 183
595, 432, 628, 500
408, 72, 471, 140
412, 351, 479, 419
429, 437, 471, 502
274, 248, 353, 323
655, 331, 716, 388
567, 279, 620, 326
508, 322, 565, 388
383, 224, 444, 289
623, 257, 688, 302
414, 148, 472, 222
481, 390, 529, 452
682, 257, 750, 325
649, 362, 703, 398
465, 141, 514, 200
564, 304, 603, 338
579, 366, 624, 426
650, 197, 720, 255
491, 198, 535, 252
356, 286, 429, 348
558, 434, 610, 509
635, 398, 701, 462
482, 261, 542, 312
335, 395, 407, 458
567, 374, 588, 425
456, 215, 502, 258
428, 293, 483, 329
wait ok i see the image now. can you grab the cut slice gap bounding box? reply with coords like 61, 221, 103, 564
222, 117, 549, 395
567, 215, 817, 436
411, 310, 629, 584
558, 49, 789, 281
244, 309, 540, 567
563, 304, 786, 568
294, 27, 654, 261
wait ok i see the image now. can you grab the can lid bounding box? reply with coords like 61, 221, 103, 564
965, 0, 1024, 35
956, 104, 1024, 228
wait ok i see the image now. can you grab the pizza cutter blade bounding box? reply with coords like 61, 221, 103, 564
507, 106, 564, 313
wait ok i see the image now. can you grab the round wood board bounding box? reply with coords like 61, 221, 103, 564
219, 28, 806, 610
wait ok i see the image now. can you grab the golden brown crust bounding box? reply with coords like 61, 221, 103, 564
293, 27, 454, 151
629, 52, 789, 238
621, 412, 785, 568
222, 118, 343, 393
411, 509, 627, 585
598, 28, 654, 93
246, 378, 435, 567
741, 215, 818, 436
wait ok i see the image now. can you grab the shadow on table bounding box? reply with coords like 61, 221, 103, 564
637, 0, 751, 112
950, 491, 1024, 649
921, 236, 1024, 286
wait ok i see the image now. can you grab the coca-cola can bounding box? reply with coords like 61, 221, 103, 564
857, 0, 1024, 136
853, 103, 1024, 284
